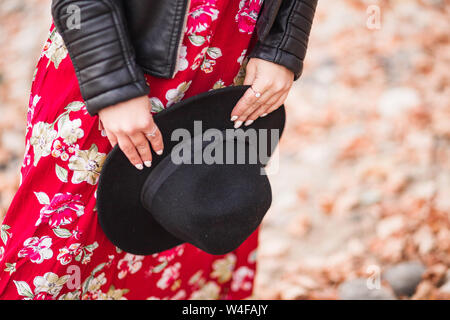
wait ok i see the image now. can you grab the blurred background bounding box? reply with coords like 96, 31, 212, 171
0, 0, 449, 299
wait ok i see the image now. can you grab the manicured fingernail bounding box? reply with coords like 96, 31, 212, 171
144, 161, 152, 167
230, 115, 238, 121
156, 150, 163, 155
234, 121, 243, 129
244, 120, 254, 126
135, 163, 144, 170
260, 113, 268, 117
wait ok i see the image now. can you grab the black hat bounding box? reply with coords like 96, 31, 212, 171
96, 85, 285, 255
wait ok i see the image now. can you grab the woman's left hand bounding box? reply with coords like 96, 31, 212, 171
230, 57, 294, 128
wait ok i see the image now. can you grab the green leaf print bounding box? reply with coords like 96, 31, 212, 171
1, 224, 11, 245
34, 191, 50, 205
4, 262, 17, 275
57, 113, 70, 132
188, 34, 206, 46
206, 47, 222, 59
53, 228, 72, 238
65, 101, 85, 112
13, 281, 34, 299
55, 164, 68, 183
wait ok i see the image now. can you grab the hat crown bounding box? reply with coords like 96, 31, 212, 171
141, 130, 272, 255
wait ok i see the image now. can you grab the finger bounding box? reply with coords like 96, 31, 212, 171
104, 128, 118, 148
231, 82, 273, 128
261, 91, 290, 116
129, 132, 153, 168
252, 81, 291, 119
116, 134, 144, 170
246, 90, 285, 121
144, 121, 164, 157
238, 83, 276, 126
241, 87, 283, 124
230, 60, 258, 123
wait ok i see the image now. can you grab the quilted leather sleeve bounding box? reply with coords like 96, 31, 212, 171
51, 0, 150, 116
248, 0, 318, 81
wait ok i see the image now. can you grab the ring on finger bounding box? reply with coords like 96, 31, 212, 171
145, 126, 157, 138
250, 86, 262, 98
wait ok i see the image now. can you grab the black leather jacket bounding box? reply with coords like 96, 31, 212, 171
51, 0, 318, 116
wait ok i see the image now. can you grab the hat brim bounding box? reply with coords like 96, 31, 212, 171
96, 85, 286, 255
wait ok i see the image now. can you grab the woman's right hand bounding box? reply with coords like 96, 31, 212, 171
98, 95, 164, 170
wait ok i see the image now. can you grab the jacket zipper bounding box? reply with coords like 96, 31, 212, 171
172, 0, 191, 78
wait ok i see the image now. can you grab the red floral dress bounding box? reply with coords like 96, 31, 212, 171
0, 0, 264, 300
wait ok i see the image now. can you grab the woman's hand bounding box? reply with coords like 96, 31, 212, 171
98, 95, 164, 170
230, 57, 294, 128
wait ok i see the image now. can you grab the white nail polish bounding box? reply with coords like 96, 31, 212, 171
234, 121, 243, 129
135, 163, 144, 170
144, 161, 152, 167
260, 113, 268, 117
244, 120, 254, 126
156, 150, 163, 155
230, 115, 238, 121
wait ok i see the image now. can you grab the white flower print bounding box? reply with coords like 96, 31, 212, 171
18, 236, 53, 264
57, 241, 98, 265
22, 140, 32, 168
191, 46, 208, 70
189, 281, 221, 300
29, 121, 58, 166
186, 0, 220, 47
51, 139, 76, 162
188, 270, 206, 286
117, 254, 144, 279
175, 45, 189, 73
32, 66, 38, 83
85, 272, 107, 293
187, 1, 219, 34
157, 262, 181, 290
97, 287, 129, 300
210, 79, 226, 90
172, 289, 187, 300
230, 266, 254, 292
191, 47, 222, 73
33, 272, 70, 298
237, 49, 247, 65
59, 291, 81, 300
68, 143, 106, 185
27, 94, 41, 128
248, 248, 257, 263
59, 118, 84, 145
165, 81, 192, 107
210, 253, 237, 283
235, 0, 262, 34
43, 29, 68, 69
35, 192, 85, 228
